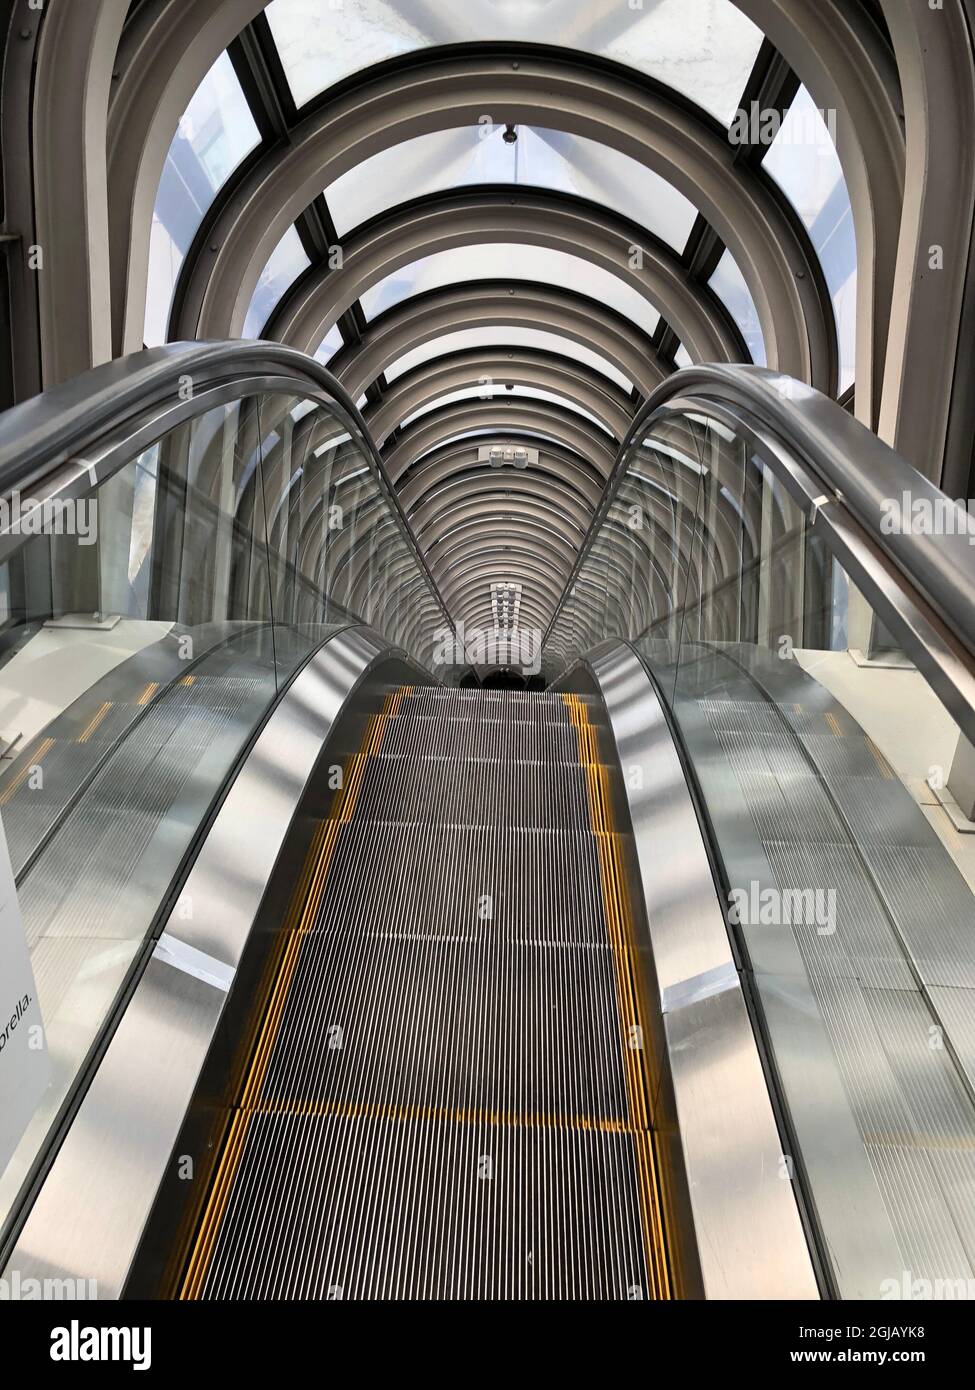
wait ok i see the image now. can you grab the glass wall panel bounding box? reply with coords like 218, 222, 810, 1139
0, 384, 449, 1244
764, 86, 857, 392
255, 393, 444, 674
144, 53, 260, 346
0, 397, 277, 1238
544, 402, 975, 1298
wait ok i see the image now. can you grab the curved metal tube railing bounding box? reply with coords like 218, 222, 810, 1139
0, 339, 458, 650
544, 364, 975, 739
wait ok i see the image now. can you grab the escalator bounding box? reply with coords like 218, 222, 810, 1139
1, 345, 974, 1301
181, 686, 667, 1301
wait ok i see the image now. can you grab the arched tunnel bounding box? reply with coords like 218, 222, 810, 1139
0, 0, 974, 1328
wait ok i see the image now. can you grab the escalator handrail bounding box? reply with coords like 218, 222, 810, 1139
0, 338, 459, 645
545, 364, 975, 663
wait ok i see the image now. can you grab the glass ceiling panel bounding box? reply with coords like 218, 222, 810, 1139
674, 343, 693, 369
382, 327, 633, 392
315, 323, 345, 365
357, 245, 660, 337
401, 386, 612, 432
265, 0, 764, 125
326, 125, 697, 246
763, 86, 857, 392
709, 247, 766, 366
145, 51, 260, 346
242, 225, 310, 339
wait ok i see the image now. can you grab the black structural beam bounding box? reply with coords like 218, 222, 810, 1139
228, 13, 362, 354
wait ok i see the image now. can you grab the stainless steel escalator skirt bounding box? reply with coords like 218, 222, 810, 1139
2, 625, 409, 1299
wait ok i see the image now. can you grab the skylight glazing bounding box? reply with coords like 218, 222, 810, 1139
144, 52, 260, 346
763, 86, 857, 391
242, 225, 310, 339
708, 248, 767, 366
325, 125, 697, 248
266, 0, 764, 126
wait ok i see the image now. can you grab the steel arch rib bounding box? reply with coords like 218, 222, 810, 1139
383, 400, 618, 483
362, 346, 635, 445
325, 280, 669, 399
169, 51, 832, 383
397, 440, 605, 511
263, 188, 745, 367
410, 494, 589, 554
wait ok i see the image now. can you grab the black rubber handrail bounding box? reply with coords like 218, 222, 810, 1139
545, 364, 975, 662
0, 339, 459, 646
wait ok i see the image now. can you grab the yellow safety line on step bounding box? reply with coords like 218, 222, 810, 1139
0, 737, 55, 805
248, 1096, 632, 1132
170, 816, 325, 1291
78, 702, 112, 743
136, 682, 159, 706
867, 737, 895, 779
179, 693, 400, 1300
563, 692, 672, 1301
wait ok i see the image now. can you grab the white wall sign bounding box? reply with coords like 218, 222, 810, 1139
0, 813, 48, 1179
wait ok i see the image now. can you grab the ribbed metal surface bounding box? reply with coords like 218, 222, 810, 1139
188, 687, 665, 1301
762, 839, 916, 990
309, 821, 609, 944
354, 754, 593, 831
2, 672, 269, 880
810, 977, 975, 1286
863, 844, 975, 990
202, 1113, 648, 1300
697, 683, 975, 1286
0, 740, 107, 871
18, 674, 271, 946
928, 986, 975, 1095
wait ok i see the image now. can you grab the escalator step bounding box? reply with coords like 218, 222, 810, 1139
354, 755, 594, 831
199, 1112, 650, 1301
256, 929, 630, 1117
380, 713, 581, 762
185, 685, 665, 1301
312, 820, 608, 943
